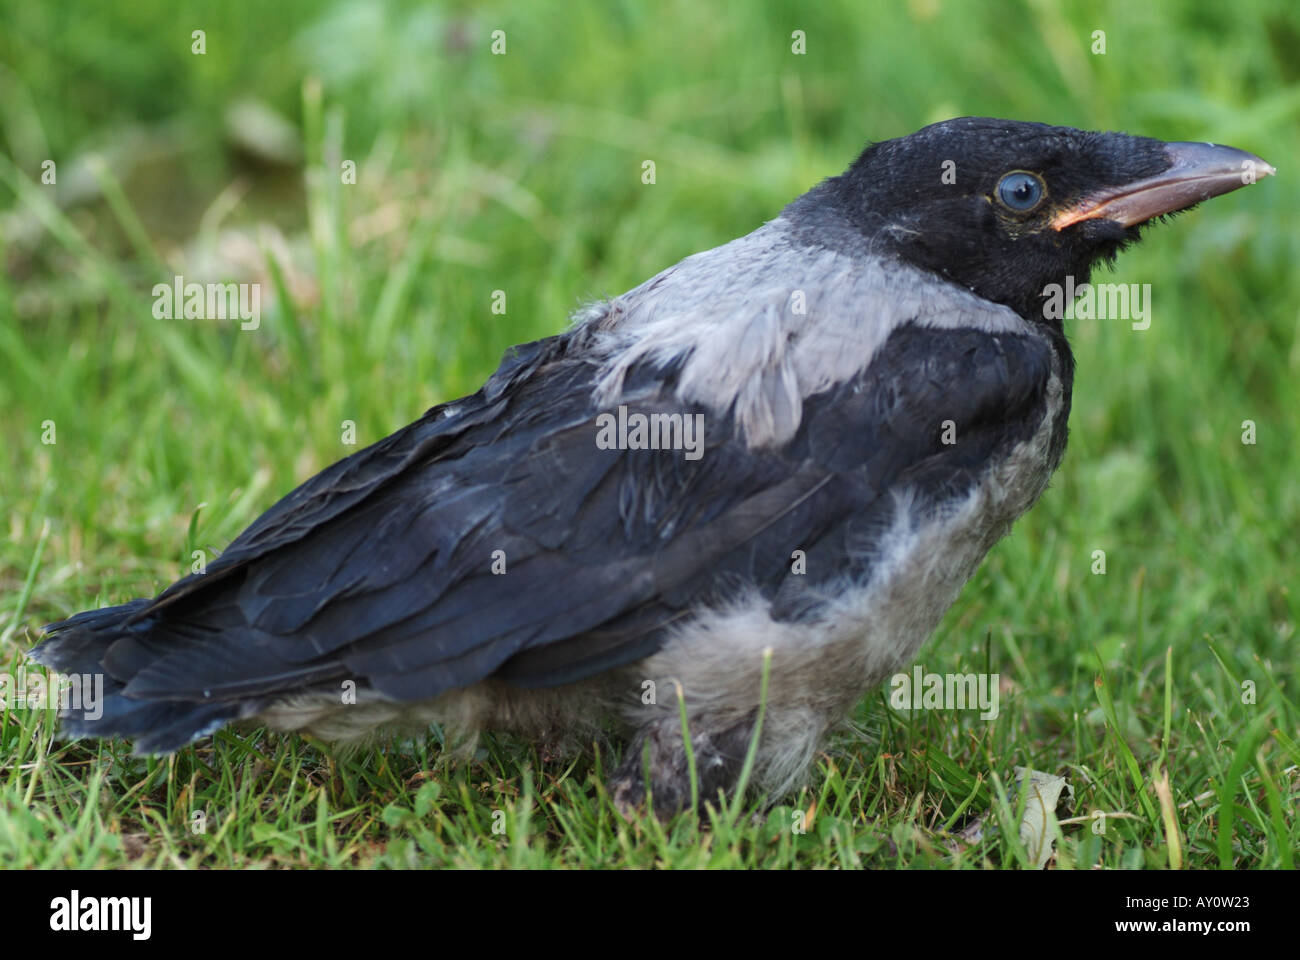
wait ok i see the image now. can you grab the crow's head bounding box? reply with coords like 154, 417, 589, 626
830, 117, 1273, 323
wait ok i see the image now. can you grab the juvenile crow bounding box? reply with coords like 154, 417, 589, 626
31, 118, 1272, 813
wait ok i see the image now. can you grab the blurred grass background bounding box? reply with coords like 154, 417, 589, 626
0, 0, 1296, 868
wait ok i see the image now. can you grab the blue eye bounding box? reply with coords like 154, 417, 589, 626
997, 171, 1045, 212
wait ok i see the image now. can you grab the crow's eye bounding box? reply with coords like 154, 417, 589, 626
996, 171, 1045, 212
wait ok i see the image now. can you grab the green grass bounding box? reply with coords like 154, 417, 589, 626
1, 0, 1297, 868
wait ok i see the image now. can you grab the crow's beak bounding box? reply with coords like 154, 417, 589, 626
1052, 141, 1275, 231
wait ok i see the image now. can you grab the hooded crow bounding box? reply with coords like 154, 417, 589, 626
31, 118, 1273, 814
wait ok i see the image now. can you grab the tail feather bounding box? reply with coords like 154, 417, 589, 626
28, 600, 243, 754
